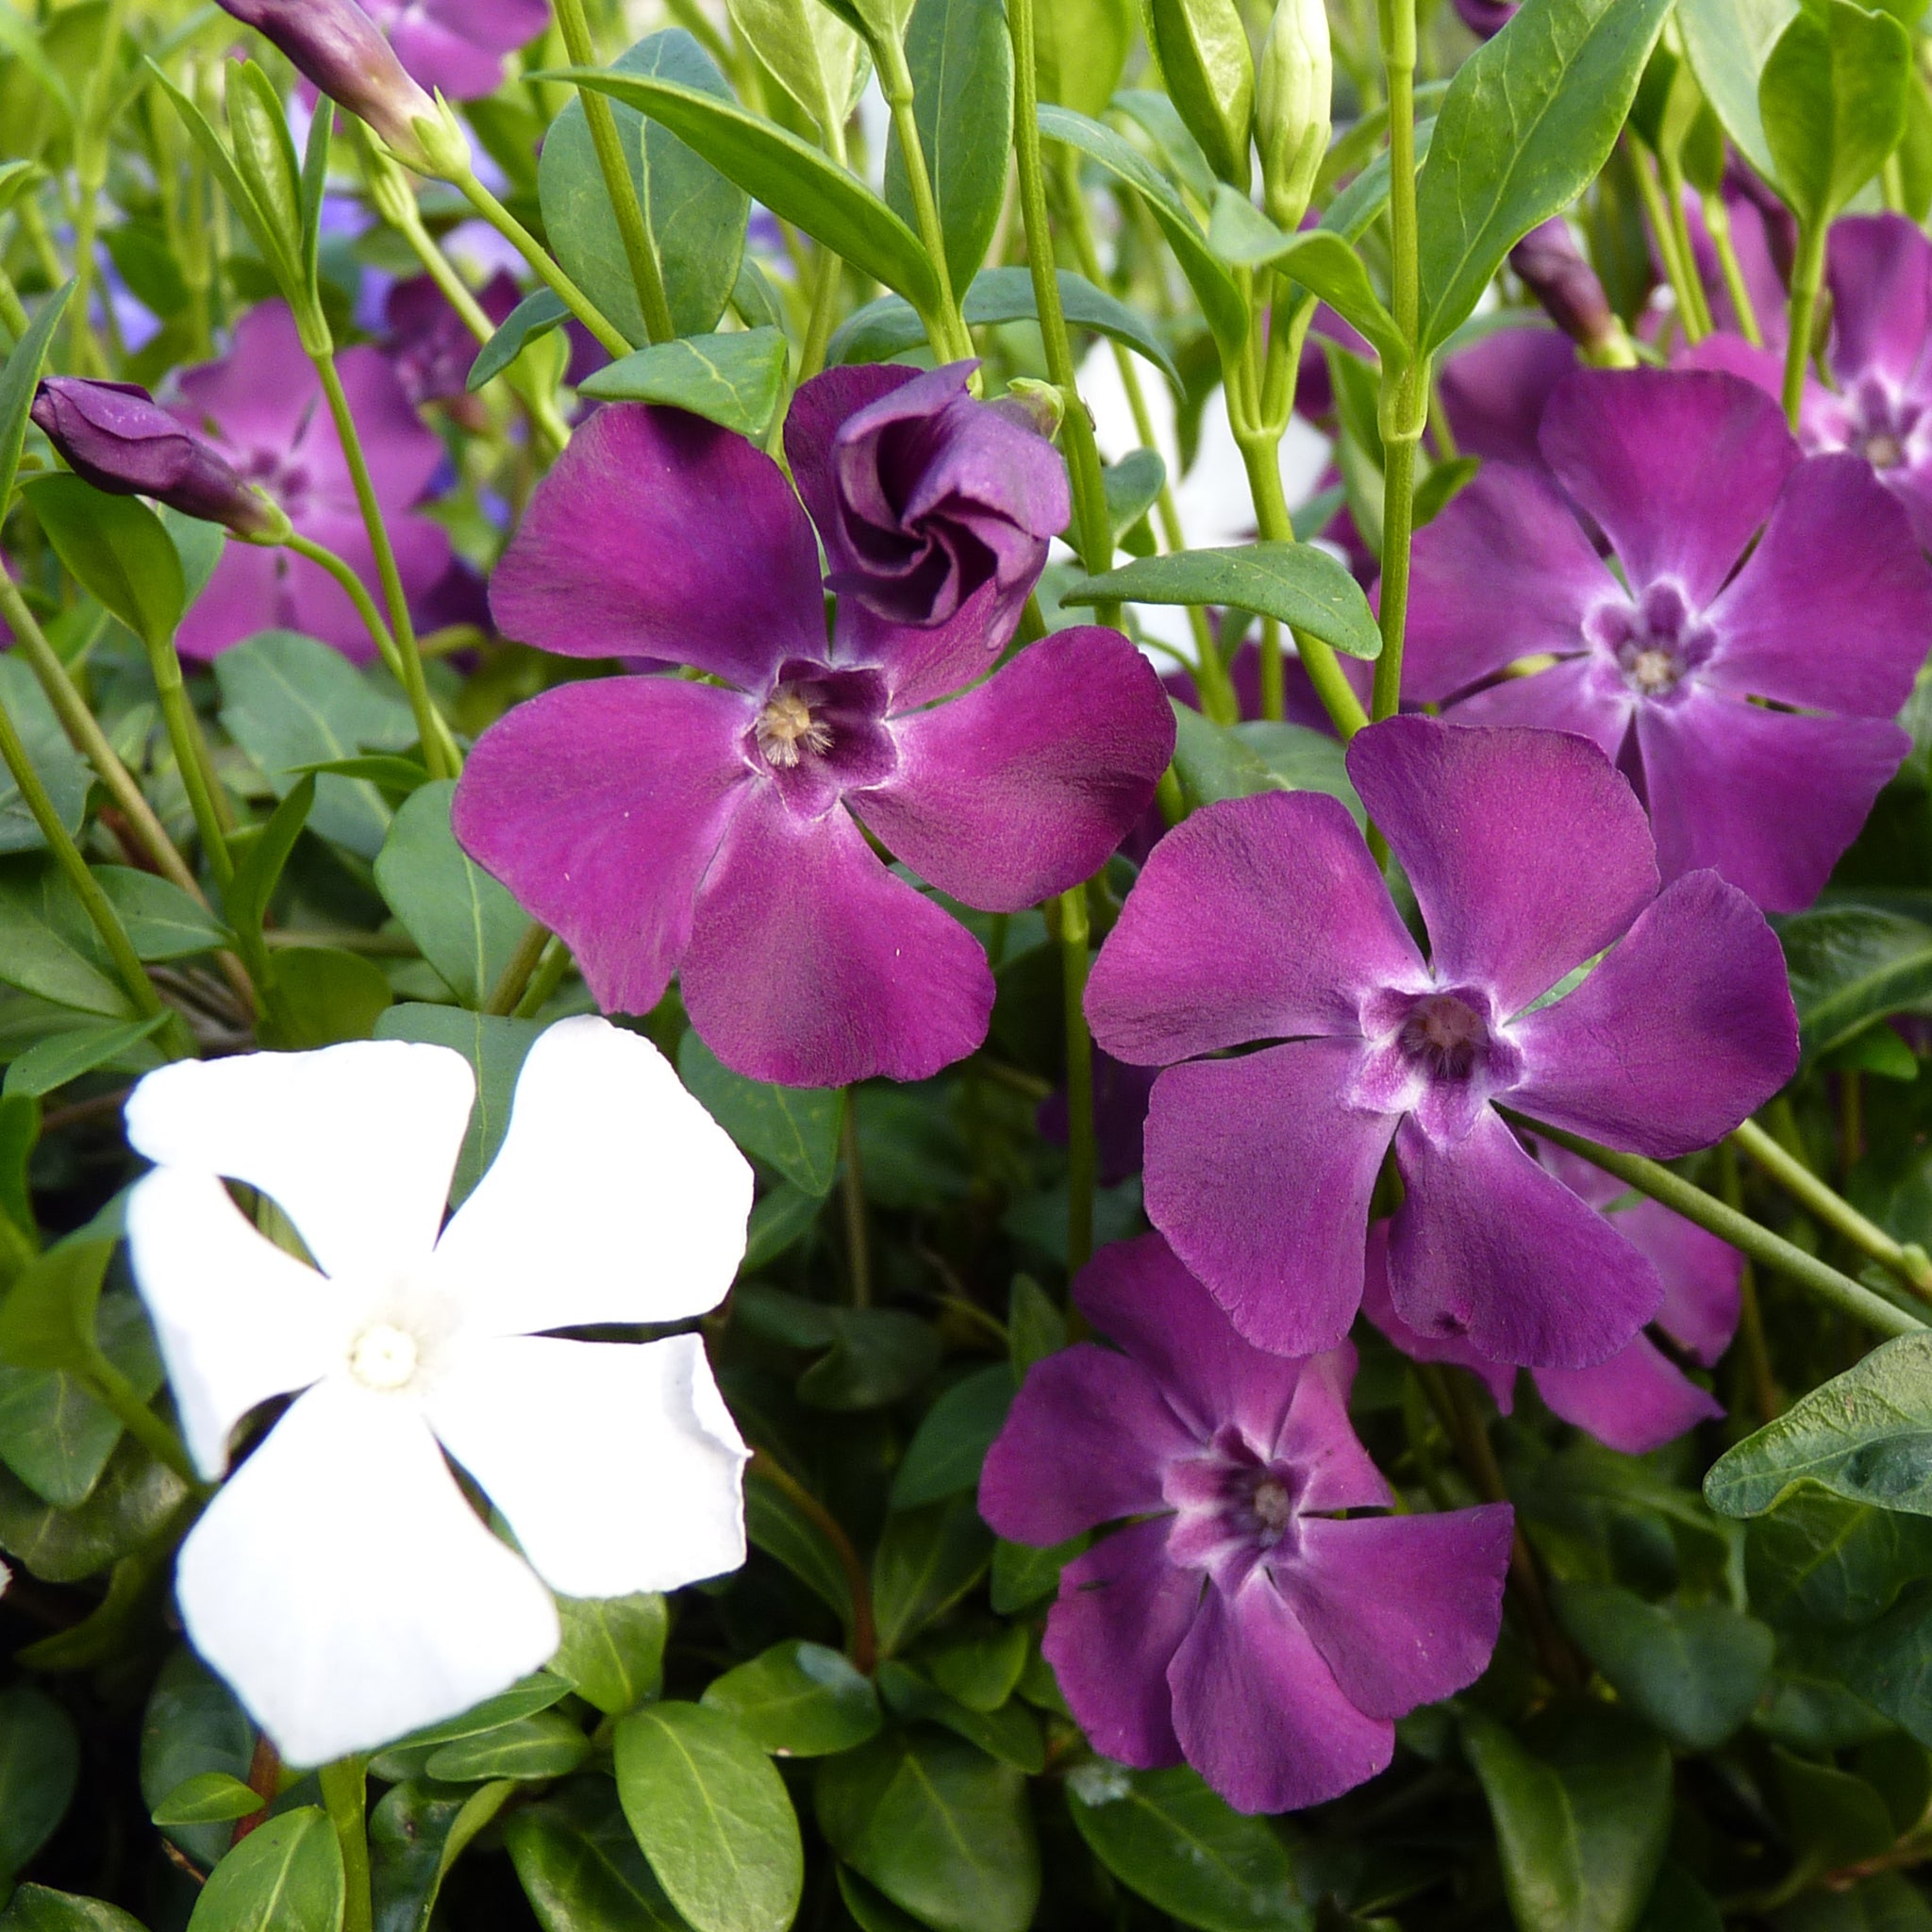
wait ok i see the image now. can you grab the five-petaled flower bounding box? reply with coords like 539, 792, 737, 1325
123, 1016, 753, 1767
1085, 715, 1797, 1370
1405, 367, 1932, 912
979, 1233, 1514, 1815
455, 371, 1174, 1089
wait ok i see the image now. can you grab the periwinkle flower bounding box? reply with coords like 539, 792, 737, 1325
385, 269, 521, 408
1085, 716, 1797, 1370
979, 1233, 1513, 1814
1453, 0, 1517, 37
1508, 219, 1622, 360
169, 301, 452, 661
358, 0, 550, 101
31, 377, 283, 539
124, 1017, 753, 1766
1404, 368, 1932, 911
456, 380, 1174, 1089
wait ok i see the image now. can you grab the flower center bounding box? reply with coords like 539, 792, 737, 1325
347, 1321, 420, 1392
1161, 1427, 1307, 1581
1250, 1475, 1294, 1540
754, 686, 835, 769
1585, 579, 1712, 701
1399, 991, 1490, 1082
1844, 378, 1920, 472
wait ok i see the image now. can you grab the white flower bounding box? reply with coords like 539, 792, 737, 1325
123, 1015, 754, 1768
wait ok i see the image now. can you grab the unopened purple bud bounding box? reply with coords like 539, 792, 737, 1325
30, 378, 283, 539
1509, 219, 1619, 356
1453, 0, 1516, 37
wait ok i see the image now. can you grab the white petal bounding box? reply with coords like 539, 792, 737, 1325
425, 1333, 749, 1600
124, 1041, 475, 1279
175, 1378, 558, 1768
432, 1016, 751, 1338
125, 1169, 351, 1478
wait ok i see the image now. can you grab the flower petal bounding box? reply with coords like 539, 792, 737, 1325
1281, 1507, 1513, 1719
426, 1334, 747, 1598
785, 362, 919, 552
1442, 655, 1631, 766
1827, 215, 1932, 391
854, 627, 1173, 912
1511, 868, 1797, 1157
1142, 1041, 1396, 1357
434, 1017, 750, 1337
173, 301, 318, 454
125, 1169, 351, 1477
285, 509, 450, 664
1622, 1199, 1741, 1365
124, 1040, 475, 1279
1272, 1344, 1392, 1514
316, 341, 449, 507
175, 541, 290, 661
681, 787, 993, 1085
1438, 326, 1577, 468
1042, 1519, 1198, 1771
175, 1379, 558, 1767
1389, 1110, 1663, 1370
489, 403, 825, 683
1359, 1221, 1517, 1410
1538, 369, 1798, 605
453, 676, 753, 1019
1167, 1579, 1392, 1814
978, 1341, 1194, 1545
1532, 1339, 1723, 1454
1346, 717, 1658, 1015
1087, 792, 1424, 1064
1405, 464, 1617, 702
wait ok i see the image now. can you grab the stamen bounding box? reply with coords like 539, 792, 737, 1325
1400, 993, 1488, 1081
1252, 1477, 1293, 1538
756, 687, 835, 769
348, 1322, 419, 1391
1628, 646, 1677, 692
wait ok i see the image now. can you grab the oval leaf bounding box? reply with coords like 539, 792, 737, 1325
579, 328, 790, 440
187, 1807, 345, 1932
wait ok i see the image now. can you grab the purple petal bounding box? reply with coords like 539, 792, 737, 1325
453, 676, 752, 1017
1443, 655, 1631, 765
837, 575, 1024, 709
978, 1342, 1195, 1545
1539, 369, 1798, 606
1511, 868, 1796, 1157
1167, 1580, 1393, 1814
1345, 717, 1658, 1016
1359, 1222, 1517, 1409
325, 341, 447, 507
1532, 1339, 1723, 1454
1280, 1507, 1513, 1719
1042, 1519, 1197, 1770
1437, 327, 1577, 469
1635, 693, 1907, 912
1142, 1041, 1396, 1357
1086, 792, 1424, 1064
786, 362, 922, 558
1676, 332, 1789, 403
174, 301, 318, 453
285, 510, 450, 662
1621, 1199, 1741, 1365
1827, 215, 1932, 392
681, 786, 992, 1085
853, 628, 1173, 911
490, 403, 825, 684
1704, 453, 1932, 717
175, 542, 289, 660
1272, 1344, 1393, 1513
1389, 1110, 1664, 1370
1405, 464, 1617, 702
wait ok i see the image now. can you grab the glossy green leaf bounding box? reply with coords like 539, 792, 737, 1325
1831, 1587, 1932, 1748
1063, 542, 1382, 659
925, 1625, 1030, 1712
0, 657, 90, 858
1008, 1274, 1064, 1374
261, 944, 391, 1050
1036, 0, 1134, 117
92, 867, 227, 961
367, 1778, 471, 1932
701, 1640, 882, 1757
1747, 1487, 1932, 1627
187, 1807, 344, 1932
0, 857, 133, 1018
872, 1491, 993, 1655
0, 284, 74, 513
551, 1592, 670, 1716
1774, 1746, 1897, 1871
468, 290, 569, 394
1776, 1874, 1932, 1932
0, 1682, 80, 1879
1066, 1762, 1309, 1932
1142, 0, 1254, 188
25, 475, 185, 649
1110, 88, 1219, 208
373, 1006, 541, 1207
140, 1647, 257, 1871
0, 1886, 151, 1932
744, 1466, 856, 1627
874, 1662, 1043, 1772
614, 1702, 804, 1932
3, 1013, 166, 1100
741, 1184, 822, 1271
725, 0, 867, 137
1781, 907, 1932, 1066
425, 1710, 591, 1783
150, 1770, 264, 1826
1676, 0, 1799, 181
579, 329, 790, 440
505, 1778, 691, 1932
0, 1236, 111, 1374
0, 1433, 187, 1582
1207, 192, 1405, 362
897, 0, 1014, 291
1414, 0, 1674, 350
387, 1677, 573, 1755
889, 1363, 1015, 1509
677, 1033, 841, 1196
835, 1869, 924, 1932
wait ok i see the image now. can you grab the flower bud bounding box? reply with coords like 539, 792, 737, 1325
30, 378, 287, 540
1509, 219, 1627, 363
1145, 0, 1256, 191
1453, 0, 1517, 37
1256, 0, 1331, 230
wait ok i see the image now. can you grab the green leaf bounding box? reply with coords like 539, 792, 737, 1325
742, 1184, 822, 1271
1781, 907, 1932, 1066
141, 1647, 257, 1871
1746, 1487, 1932, 1627
261, 944, 391, 1050
744, 1467, 856, 1627
505, 1778, 691, 1932
579, 329, 790, 441
827, 265, 1181, 387
1206, 195, 1406, 363
1776, 1875, 1932, 1932
701, 1641, 883, 1757
1168, 704, 1277, 810
468, 290, 569, 394
3, 1013, 167, 1100
1036, 0, 1134, 118
188, 1807, 345, 1932
989, 1532, 1083, 1613
816, 1730, 1040, 1932
927, 1625, 1029, 1711
1707, 1332, 1932, 1517
1103, 448, 1166, 542
1065, 1762, 1309, 1932
150, 1770, 265, 1827
425, 1711, 591, 1784
382, 1678, 573, 1757
889, 1363, 1015, 1509
374, 1006, 541, 1207
93, 867, 227, 960
0, 1886, 151, 1932
1463, 1708, 1673, 1932
1062, 541, 1382, 659
25, 475, 186, 649
1552, 1583, 1775, 1750
552, 67, 939, 316
0, 284, 74, 513
1414, 0, 1674, 351
0, 857, 132, 1018
541, 32, 748, 347
872, 1491, 993, 1655
373, 781, 527, 1009
224, 60, 304, 283
0, 1682, 80, 1880
614, 1702, 805, 1932
875, 1661, 1044, 1772
1758, 0, 1911, 226
1676, 0, 1799, 181
835, 1870, 924, 1932
0, 1236, 111, 1375
551, 1592, 670, 1717
0, 657, 90, 858
1774, 1746, 1897, 1872
725, 0, 868, 138
1235, 720, 1365, 824
367, 1779, 470, 1932
885, 0, 1013, 291
214, 631, 415, 859
677, 1034, 841, 1195
1008, 1274, 1064, 1374
1038, 105, 1248, 360
1828, 1591, 1932, 1749
0, 1433, 187, 1583
223, 775, 314, 960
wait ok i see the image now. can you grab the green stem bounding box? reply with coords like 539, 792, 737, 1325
453, 167, 632, 358
1058, 882, 1096, 1274
308, 353, 460, 780
1784, 221, 1826, 430
513, 937, 574, 1018
1628, 141, 1700, 342
1524, 1118, 1926, 1339
554, 0, 675, 343
1658, 154, 1713, 341
840, 1091, 872, 1308
1371, 428, 1418, 721
485, 919, 551, 1017
1259, 616, 1284, 722
0, 262, 28, 342
1732, 1117, 1932, 1300
799, 242, 844, 384
1703, 191, 1763, 348
1718, 1138, 1781, 1422
88, 1350, 198, 1487
317, 1758, 374, 1932
143, 626, 236, 887
874, 38, 972, 362
281, 533, 405, 684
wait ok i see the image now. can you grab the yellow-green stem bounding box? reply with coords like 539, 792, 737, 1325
1702, 191, 1763, 347
485, 919, 551, 1016
1784, 222, 1826, 430
318, 1758, 374, 1932
512, 935, 574, 1018
1058, 883, 1096, 1274
143, 628, 236, 886
1627, 141, 1700, 344
1658, 154, 1713, 341
875, 38, 972, 362
453, 168, 632, 358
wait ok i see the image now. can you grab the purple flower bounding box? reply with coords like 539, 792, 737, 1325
359, 0, 549, 100
31, 377, 282, 538
1509, 220, 1620, 358
454, 381, 1174, 1088
1084, 715, 1797, 1370
1405, 368, 1932, 911
385, 270, 521, 408
1453, 0, 1517, 37
1361, 1155, 1741, 1453
1435, 324, 1575, 471
167, 303, 452, 662
978, 1233, 1514, 1815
